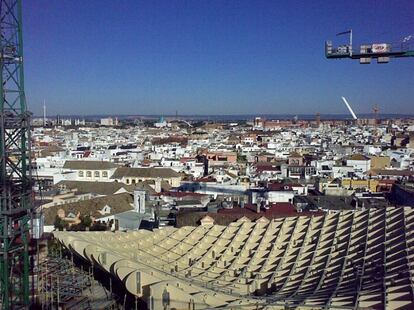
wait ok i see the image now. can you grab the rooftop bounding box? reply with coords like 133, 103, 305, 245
111, 167, 180, 179
56, 180, 155, 196
63, 160, 119, 170
43, 192, 134, 225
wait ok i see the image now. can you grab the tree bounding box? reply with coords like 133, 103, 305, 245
237, 154, 247, 163
81, 215, 93, 227
54, 216, 68, 231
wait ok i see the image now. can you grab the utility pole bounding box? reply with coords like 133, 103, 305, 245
0, 0, 34, 309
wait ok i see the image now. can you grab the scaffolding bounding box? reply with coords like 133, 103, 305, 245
36, 252, 119, 310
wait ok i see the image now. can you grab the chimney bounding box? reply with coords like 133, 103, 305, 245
134, 190, 146, 214
256, 203, 260, 213
155, 178, 162, 193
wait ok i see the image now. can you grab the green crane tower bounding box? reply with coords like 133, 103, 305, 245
0, 0, 33, 308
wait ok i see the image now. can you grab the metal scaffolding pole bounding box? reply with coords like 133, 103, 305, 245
37, 254, 119, 310
0, 0, 34, 308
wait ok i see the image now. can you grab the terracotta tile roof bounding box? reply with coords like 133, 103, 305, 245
370, 169, 414, 177
194, 176, 217, 182
111, 167, 180, 179
56, 180, 155, 195
268, 183, 293, 191
158, 191, 206, 198
348, 154, 370, 161
63, 160, 119, 170
42, 192, 134, 225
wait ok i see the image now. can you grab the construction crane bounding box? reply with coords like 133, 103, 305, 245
326, 29, 414, 63
0, 0, 34, 309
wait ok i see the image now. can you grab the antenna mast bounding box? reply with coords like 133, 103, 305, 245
43, 100, 47, 126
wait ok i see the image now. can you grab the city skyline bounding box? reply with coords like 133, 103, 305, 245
26, 1, 414, 116
3, 1, 414, 309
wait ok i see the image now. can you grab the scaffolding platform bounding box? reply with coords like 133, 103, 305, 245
36, 256, 119, 310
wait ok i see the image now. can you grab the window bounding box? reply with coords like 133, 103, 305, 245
102, 171, 108, 178
126, 179, 130, 184
101, 205, 111, 215
132, 179, 136, 184
94, 171, 100, 178
86, 171, 92, 178
78, 171, 84, 177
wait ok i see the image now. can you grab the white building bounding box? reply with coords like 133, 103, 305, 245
63, 160, 119, 182
101, 117, 118, 126
346, 154, 371, 175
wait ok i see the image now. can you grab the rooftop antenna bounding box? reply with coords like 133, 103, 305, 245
341, 97, 358, 120
43, 99, 46, 126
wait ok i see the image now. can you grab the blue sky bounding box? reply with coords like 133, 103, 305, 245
25, 0, 414, 116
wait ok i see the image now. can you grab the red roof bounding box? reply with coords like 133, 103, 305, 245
268, 183, 293, 191
194, 176, 217, 183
